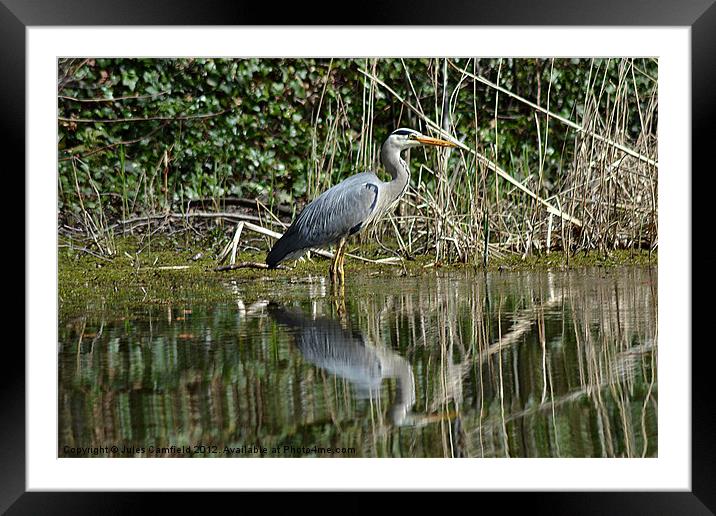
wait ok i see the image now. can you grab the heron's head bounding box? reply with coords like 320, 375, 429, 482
386, 128, 457, 151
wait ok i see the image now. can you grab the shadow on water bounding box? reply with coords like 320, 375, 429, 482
58, 267, 657, 458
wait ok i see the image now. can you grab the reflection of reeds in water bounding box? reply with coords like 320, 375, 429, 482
345, 268, 657, 458
58, 268, 656, 458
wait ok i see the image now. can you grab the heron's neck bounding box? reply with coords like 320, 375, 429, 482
380, 352, 416, 427
380, 144, 410, 203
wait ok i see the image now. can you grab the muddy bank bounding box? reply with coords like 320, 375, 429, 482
59, 235, 656, 319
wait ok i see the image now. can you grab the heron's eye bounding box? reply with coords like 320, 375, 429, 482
408, 134, 417, 140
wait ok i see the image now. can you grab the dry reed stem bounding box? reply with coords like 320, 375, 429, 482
447, 60, 657, 167
358, 67, 583, 228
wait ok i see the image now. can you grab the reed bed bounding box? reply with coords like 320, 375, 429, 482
58, 58, 657, 264
348, 58, 658, 264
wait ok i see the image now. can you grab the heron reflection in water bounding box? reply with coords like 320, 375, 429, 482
268, 302, 454, 427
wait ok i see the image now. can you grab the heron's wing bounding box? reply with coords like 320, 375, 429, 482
266, 172, 381, 266
291, 173, 381, 247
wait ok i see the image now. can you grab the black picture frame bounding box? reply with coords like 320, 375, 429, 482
7, 0, 711, 513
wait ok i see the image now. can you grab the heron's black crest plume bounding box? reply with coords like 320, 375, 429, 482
391, 128, 418, 136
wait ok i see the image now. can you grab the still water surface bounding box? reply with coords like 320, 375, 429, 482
59, 266, 657, 458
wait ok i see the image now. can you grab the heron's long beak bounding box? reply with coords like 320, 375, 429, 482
416, 135, 458, 148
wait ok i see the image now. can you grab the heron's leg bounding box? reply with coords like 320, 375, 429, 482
337, 237, 347, 284
330, 238, 347, 284
329, 242, 340, 283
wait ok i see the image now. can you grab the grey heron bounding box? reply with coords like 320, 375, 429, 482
266, 128, 456, 281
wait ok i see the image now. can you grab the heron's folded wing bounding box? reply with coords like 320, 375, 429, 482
293, 176, 380, 247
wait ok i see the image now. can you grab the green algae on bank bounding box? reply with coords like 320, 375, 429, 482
493, 248, 657, 270
59, 235, 656, 319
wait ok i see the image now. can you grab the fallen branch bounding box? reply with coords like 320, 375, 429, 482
141, 265, 193, 271
221, 221, 403, 267
188, 197, 293, 215
116, 212, 283, 229
215, 262, 290, 271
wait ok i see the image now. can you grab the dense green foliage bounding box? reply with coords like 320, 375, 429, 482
58, 58, 657, 221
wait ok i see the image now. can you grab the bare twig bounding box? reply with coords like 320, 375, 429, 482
58, 108, 230, 124
58, 90, 170, 103
59, 121, 169, 161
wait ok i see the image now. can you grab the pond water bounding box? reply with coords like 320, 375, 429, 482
58, 266, 657, 458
